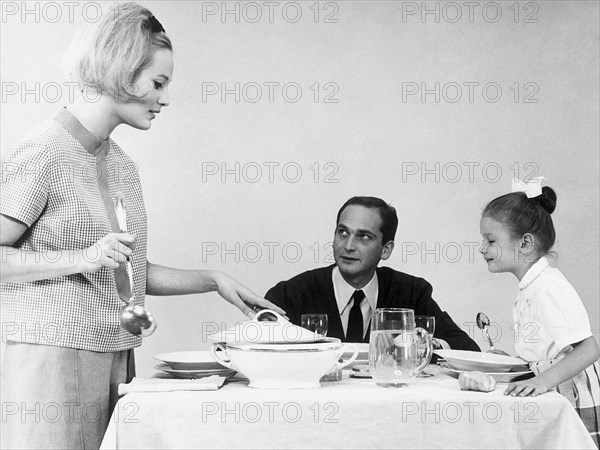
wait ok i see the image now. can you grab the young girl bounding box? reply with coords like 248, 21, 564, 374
0, 4, 283, 449
479, 180, 600, 446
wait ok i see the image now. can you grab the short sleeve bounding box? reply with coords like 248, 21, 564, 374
538, 279, 592, 350
1, 142, 51, 227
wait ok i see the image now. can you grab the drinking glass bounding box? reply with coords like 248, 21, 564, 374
369, 308, 431, 388
301, 314, 328, 339
415, 315, 435, 377
301, 314, 338, 381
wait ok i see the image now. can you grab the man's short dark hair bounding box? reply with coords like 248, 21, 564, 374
336, 196, 398, 245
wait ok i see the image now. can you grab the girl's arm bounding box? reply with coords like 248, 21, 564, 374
0, 214, 134, 283
504, 336, 600, 397
145, 261, 287, 319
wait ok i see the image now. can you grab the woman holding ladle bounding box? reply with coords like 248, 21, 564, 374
0, 4, 284, 449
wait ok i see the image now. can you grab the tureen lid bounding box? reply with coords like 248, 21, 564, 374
208, 309, 323, 345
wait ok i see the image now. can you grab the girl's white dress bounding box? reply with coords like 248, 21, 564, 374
513, 256, 599, 446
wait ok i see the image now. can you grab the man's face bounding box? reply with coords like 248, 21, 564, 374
333, 205, 393, 287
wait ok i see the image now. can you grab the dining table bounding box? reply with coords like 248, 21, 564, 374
99, 364, 595, 449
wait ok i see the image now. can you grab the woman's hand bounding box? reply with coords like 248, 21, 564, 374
212, 272, 287, 319
79, 233, 135, 273
0, 214, 136, 283
504, 377, 549, 397
144, 265, 288, 318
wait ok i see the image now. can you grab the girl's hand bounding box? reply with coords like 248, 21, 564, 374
80, 233, 135, 272
504, 377, 549, 397
212, 272, 287, 319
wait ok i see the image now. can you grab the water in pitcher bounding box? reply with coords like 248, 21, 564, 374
369, 329, 420, 387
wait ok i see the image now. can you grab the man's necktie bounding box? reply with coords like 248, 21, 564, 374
346, 290, 365, 342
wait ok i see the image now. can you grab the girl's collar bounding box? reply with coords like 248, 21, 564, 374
518, 256, 550, 291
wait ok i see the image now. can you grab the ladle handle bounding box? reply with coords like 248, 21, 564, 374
114, 192, 135, 305
123, 260, 136, 305
115, 192, 127, 233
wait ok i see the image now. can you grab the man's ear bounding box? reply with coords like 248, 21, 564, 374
381, 240, 394, 260
519, 234, 535, 255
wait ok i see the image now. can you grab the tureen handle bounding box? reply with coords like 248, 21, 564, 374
337, 343, 359, 370
210, 343, 233, 369
254, 309, 285, 322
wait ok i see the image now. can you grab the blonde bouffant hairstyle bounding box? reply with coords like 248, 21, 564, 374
65, 2, 172, 102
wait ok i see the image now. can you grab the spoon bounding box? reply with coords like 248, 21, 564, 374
115, 192, 157, 337
476, 312, 494, 351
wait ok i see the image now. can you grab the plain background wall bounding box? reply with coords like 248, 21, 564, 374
1, 1, 598, 377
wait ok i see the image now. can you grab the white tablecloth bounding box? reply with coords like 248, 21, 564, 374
100, 366, 595, 449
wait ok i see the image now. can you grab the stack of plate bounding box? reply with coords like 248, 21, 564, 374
154, 351, 236, 379
434, 350, 534, 383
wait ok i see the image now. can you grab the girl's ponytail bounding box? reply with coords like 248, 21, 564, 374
534, 186, 557, 214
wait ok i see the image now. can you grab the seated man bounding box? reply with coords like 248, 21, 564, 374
265, 196, 479, 351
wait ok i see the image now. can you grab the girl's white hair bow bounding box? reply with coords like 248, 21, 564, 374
511, 176, 546, 198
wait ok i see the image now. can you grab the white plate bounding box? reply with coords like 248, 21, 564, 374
154, 351, 227, 370
434, 350, 529, 373
154, 363, 236, 379
439, 364, 534, 383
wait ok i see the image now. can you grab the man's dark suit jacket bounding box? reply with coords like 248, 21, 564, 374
265, 265, 480, 351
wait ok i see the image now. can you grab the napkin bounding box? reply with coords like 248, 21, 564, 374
118, 376, 226, 396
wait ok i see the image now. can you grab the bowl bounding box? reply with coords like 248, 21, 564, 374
154, 351, 226, 371
211, 338, 358, 389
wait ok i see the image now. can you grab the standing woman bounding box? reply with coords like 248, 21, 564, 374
0, 3, 283, 449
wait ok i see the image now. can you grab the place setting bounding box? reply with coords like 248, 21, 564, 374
435, 350, 534, 383
435, 312, 534, 384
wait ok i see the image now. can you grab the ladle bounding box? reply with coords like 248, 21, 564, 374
115, 192, 157, 337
